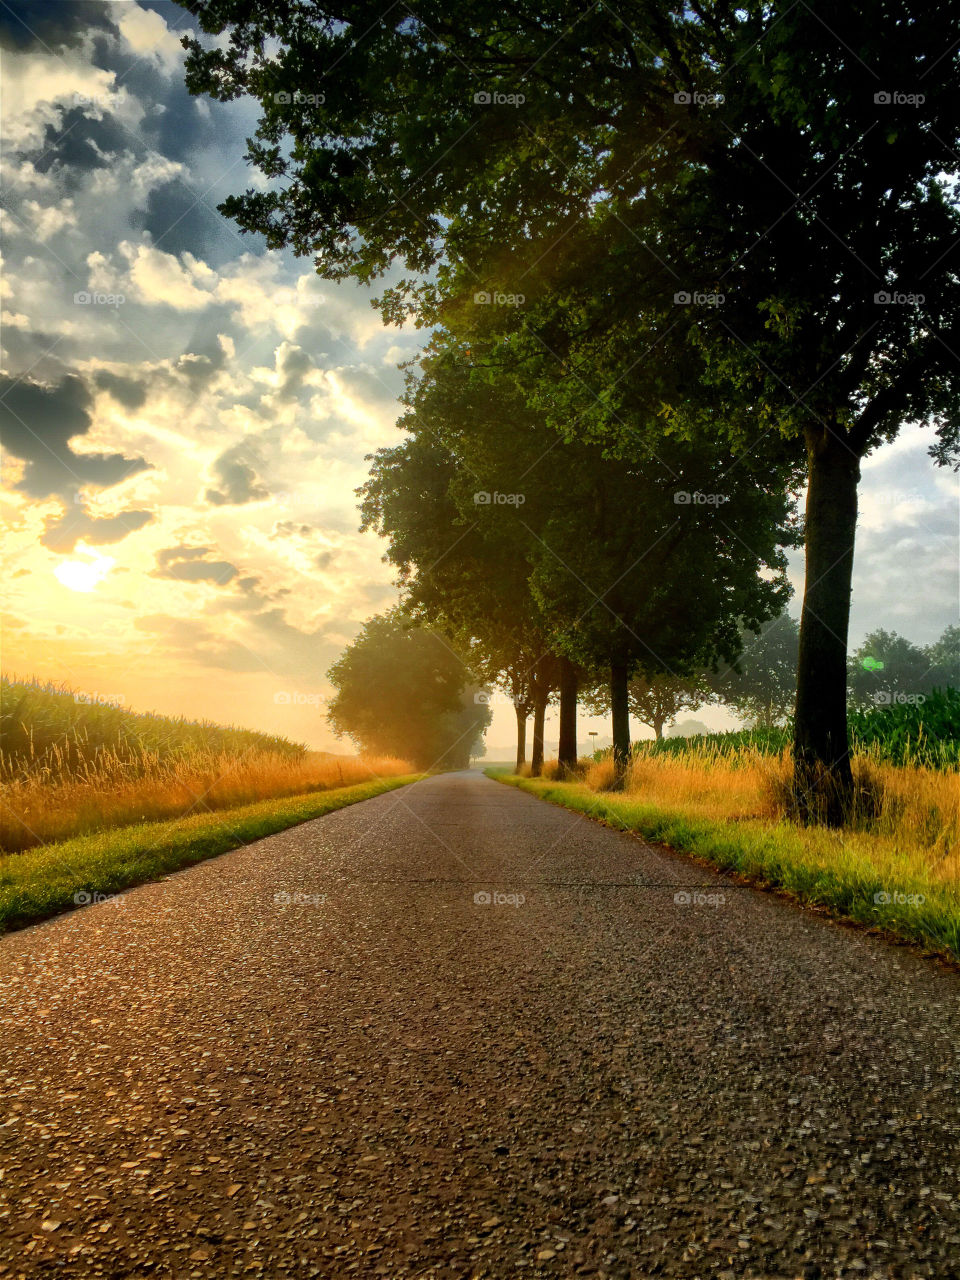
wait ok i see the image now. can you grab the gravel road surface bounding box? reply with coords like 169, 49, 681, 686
1, 770, 959, 1279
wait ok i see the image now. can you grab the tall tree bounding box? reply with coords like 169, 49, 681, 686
359, 380, 558, 774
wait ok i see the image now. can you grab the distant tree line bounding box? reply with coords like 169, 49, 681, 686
182, 0, 960, 822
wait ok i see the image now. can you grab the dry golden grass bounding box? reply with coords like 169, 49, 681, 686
0, 751, 413, 852
576, 743, 959, 886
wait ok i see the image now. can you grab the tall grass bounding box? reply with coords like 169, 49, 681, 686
1, 750, 412, 852
1, 675, 304, 781
0, 674, 412, 851
582, 743, 958, 876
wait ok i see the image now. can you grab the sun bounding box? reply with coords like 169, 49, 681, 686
54, 551, 114, 593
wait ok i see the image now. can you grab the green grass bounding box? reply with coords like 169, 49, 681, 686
487, 769, 960, 963
0, 774, 423, 933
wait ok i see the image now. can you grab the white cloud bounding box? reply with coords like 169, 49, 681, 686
117, 4, 186, 72
121, 242, 217, 310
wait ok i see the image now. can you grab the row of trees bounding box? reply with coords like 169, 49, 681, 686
183, 0, 960, 821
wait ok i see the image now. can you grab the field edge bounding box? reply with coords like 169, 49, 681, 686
0, 774, 425, 934
486, 768, 960, 966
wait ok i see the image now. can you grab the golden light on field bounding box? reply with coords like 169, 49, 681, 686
53, 550, 114, 593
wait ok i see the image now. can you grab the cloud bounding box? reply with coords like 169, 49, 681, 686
0, 373, 151, 500
153, 544, 239, 584
122, 242, 217, 310
42, 505, 153, 553
205, 442, 270, 506
94, 368, 148, 409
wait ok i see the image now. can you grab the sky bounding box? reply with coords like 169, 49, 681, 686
1, 0, 958, 754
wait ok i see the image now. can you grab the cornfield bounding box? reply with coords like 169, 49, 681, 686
0, 676, 413, 851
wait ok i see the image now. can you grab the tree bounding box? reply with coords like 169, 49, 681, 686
629, 672, 711, 742
364, 324, 793, 780
712, 613, 800, 727
583, 669, 712, 741
527, 433, 793, 774
326, 611, 490, 768
181, 0, 959, 818
359, 379, 559, 775
924, 625, 960, 690
849, 627, 955, 710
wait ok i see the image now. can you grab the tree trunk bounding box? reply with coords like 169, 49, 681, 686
531, 691, 547, 777
610, 662, 631, 782
514, 704, 527, 773
794, 426, 860, 825
557, 657, 578, 773
653, 715, 665, 742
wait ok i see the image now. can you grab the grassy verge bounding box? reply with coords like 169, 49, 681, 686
487, 768, 960, 963
1, 749, 414, 852
0, 774, 423, 933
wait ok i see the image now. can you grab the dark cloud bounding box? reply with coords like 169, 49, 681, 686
333, 364, 405, 412
130, 180, 234, 263
1, 327, 79, 379
272, 521, 316, 539
42, 506, 153, 553
31, 107, 131, 176
0, 1, 119, 52
273, 344, 316, 401
153, 544, 239, 584
0, 374, 151, 500
94, 369, 148, 410
204, 442, 269, 506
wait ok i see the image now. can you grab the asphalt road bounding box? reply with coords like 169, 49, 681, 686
1, 770, 959, 1279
